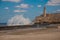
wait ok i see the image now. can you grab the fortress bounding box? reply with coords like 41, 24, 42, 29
34, 6, 60, 24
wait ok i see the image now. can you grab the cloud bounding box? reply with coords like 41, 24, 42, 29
57, 10, 60, 11
7, 15, 31, 26
16, 4, 41, 8
15, 5, 20, 8
55, 10, 60, 12
30, 5, 34, 7
15, 4, 29, 8
14, 10, 27, 12
46, 0, 60, 6
53, 10, 60, 13
20, 4, 29, 8
2, 0, 21, 2
37, 5, 41, 7
4, 7, 9, 9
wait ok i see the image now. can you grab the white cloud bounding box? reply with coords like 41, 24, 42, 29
53, 10, 60, 13
20, 4, 29, 8
57, 10, 60, 11
7, 15, 31, 26
2, 0, 21, 2
4, 7, 9, 9
46, 0, 60, 6
15, 4, 29, 8
14, 10, 27, 12
37, 5, 41, 7
30, 5, 34, 7
15, 5, 20, 8
55, 10, 60, 12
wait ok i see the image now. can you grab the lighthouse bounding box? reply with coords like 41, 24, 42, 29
43, 6, 46, 17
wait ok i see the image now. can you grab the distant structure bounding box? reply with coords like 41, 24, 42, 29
43, 6, 46, 17
34, 6, 47, 24
34, 6, 60, 24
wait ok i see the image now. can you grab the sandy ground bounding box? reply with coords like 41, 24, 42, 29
0, 28, 60, 40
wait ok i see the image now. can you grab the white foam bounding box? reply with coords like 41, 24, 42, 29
7, 15, 31, 26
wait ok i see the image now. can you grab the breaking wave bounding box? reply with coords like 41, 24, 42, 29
7, 15, 31, 26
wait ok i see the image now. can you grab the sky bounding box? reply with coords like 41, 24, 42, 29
0, 0, 60, 25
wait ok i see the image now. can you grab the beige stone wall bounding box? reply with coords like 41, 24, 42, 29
34, 13, 60, 24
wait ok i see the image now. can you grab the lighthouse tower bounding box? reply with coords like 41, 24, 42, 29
43, 6, 46, 17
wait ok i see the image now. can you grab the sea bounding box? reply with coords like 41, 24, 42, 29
0, 23, 7, 26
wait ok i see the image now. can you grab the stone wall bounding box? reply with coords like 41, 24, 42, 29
34, 13, 60, 24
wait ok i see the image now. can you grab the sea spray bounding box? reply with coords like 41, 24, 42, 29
7, 15, 31, 26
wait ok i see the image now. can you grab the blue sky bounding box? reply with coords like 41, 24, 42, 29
0, 0, 60, 24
